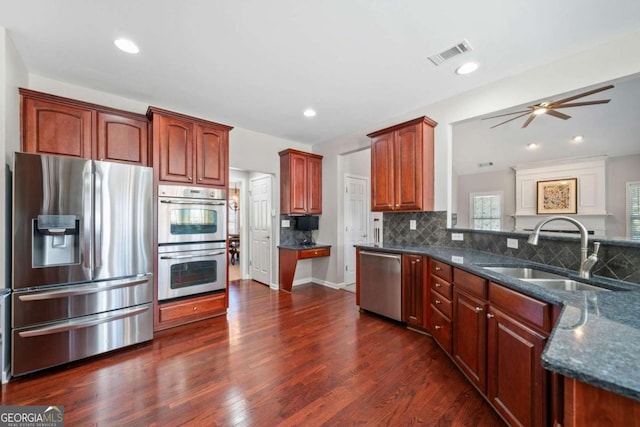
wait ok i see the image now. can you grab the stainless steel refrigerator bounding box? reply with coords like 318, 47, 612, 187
11, 152, 154, 377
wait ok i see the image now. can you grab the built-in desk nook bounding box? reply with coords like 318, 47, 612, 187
277, 244, 331, 292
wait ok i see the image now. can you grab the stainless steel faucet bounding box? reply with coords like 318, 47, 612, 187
527, 216, 600, 279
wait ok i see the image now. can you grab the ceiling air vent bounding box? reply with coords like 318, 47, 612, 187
428, 40, 473, 66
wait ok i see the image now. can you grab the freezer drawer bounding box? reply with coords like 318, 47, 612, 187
12, 303, 153, 376
12, 275, 153, 328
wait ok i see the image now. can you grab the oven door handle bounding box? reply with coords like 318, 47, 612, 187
159, 200, 226, 206
160, 251, 226, 260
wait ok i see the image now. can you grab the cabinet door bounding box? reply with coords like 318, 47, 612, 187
307, 155, 323, 214
487, 306, 548, 427
157, 115, 194, 184
288, 152, 309, 214
22, 97, 93, 158
195, 124, 227, 187
394, 123, 423, 211
370, 132, 395, 211
453, 289, 488, 393
402, 254, 424, 326
97, 112, 149, 165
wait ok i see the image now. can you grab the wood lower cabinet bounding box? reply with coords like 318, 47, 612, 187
157, 292, 226, 330
279, 149, 323, 214
402, 254, 425, 328
368, 116, 437, 212
453, 289, 488, 393
20, 88, 150, 165
148, 107, 232, 188
428, 259, 453, 354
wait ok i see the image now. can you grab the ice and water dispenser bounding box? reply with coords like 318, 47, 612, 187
32, 214, 80, 267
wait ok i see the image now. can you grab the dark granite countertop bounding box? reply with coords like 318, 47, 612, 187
278, 243, 332, 250
356, 243, 640, 401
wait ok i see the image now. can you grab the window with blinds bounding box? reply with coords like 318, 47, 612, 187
628, 181, 640, 240
470, 191, 502, 231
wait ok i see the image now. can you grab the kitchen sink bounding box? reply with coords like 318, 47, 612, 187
483, 266, 565, 280
482, 266, 611, 291
522, 279, 609, 292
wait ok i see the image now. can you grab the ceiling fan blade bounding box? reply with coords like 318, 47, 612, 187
548, 84, 614, 107
521, 114, 536, 128
552, 99, 611, 108
489, 111, 531, 128
482, 109, 530, 120
546, 109, 571, 120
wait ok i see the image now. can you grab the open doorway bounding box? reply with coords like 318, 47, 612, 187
229, 169, 275, 287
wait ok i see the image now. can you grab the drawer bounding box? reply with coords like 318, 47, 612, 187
159, 293, 226, 323
429, 305, 452, 354
489, 282, 552, 333
431, 259, 452, 282
453, 268, 487, 298
431, 274, 452, 299
298, 247, 330, 259
430, 289, 452, 318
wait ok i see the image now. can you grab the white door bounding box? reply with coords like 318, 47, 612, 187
344, 175, 368, 284
249, 175, 272, 285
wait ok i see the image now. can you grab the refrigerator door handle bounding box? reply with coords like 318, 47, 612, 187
94, 165, 103, 270
17, 277, 151, 301
83, 163, 93, 273
17, 305, 150, 338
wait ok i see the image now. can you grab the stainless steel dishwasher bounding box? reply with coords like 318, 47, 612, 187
359, 251, 402, 321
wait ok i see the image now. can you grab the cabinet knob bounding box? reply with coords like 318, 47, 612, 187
415, 259, 421, 263
435, 299, 442, 305
434, 325, 442, 330
193, 306, 198, 311
188, 176, 193, 181
475, 307, 483, 312
395, 204, 400, 207
435, 266, 441, 271
198, 177, 203, 182
487, 313, 494, 319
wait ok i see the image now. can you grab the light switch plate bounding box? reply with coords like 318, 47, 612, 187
409, 220, 417, 230
451, 233, 464, 241
281, 219, 290, 228
507, 238, 519, 249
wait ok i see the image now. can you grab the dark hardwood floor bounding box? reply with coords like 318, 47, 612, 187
1, 281, 505, 426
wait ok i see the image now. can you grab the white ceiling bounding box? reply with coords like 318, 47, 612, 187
453, 74, 640, 175
2, 1, 640, 145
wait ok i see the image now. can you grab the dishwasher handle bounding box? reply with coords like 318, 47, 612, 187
360, 251, 401, 263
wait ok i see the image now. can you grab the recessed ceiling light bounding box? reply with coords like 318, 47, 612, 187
455, 62, 479, 75
303, 108, 316, 117
572, 135, 584, 143
526, 143, 539, 150
114, 38, 139, 54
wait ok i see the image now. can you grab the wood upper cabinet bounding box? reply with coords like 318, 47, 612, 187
20, 88, 150, 165
279, 149, 323, 214
148, 107, 232, 188
368, 116, 437, 212
97, 111, 149, 165
402, 254, 425, 327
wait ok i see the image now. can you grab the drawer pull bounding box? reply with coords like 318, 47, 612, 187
434, 325, 442, 330
435, 299, 442, 305
435, 266, 441, 271
435, 283, 442, 288
487, 313, 495, 319
475, 306, 483, 312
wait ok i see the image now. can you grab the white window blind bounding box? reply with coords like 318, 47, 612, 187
628, 181, 640, 240
470, 192, 502, 231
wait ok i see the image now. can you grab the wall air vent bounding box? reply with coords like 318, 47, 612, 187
428, 40, 473, 66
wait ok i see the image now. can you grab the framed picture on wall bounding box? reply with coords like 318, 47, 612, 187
536, 178, 577, 214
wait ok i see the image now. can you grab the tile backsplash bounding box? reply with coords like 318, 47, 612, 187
279, 215, 314, 245
384, 211, 640, 283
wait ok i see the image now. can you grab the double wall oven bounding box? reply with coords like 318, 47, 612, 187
157, 185, 227, 301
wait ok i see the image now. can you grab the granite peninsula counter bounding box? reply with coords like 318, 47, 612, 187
355, 243, 640, 402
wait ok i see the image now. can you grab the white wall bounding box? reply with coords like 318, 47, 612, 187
456, 170, 516, 230
607, 154, 640, 238
316, 28, 640, 286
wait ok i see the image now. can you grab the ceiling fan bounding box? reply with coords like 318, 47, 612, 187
483, 84, 614, 129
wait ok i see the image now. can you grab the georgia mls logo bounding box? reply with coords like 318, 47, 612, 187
0, 405, 64, 426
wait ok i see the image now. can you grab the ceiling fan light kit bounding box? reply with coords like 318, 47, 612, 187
483, 84, 614, 129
